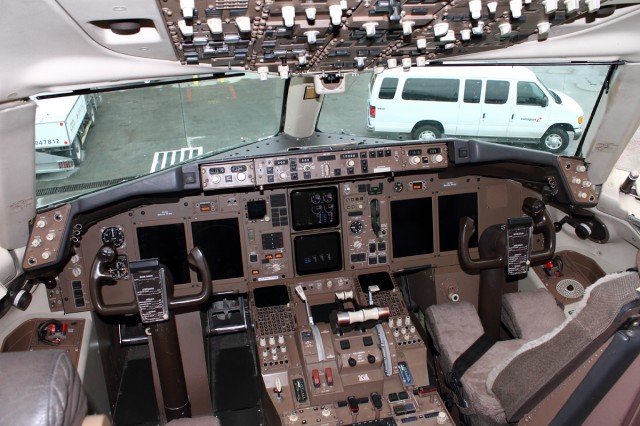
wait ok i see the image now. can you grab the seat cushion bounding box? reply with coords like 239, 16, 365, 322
0, 350, 87, 426
502, 288, 566, 340
460, 339, 526, 426
426, 301, 527, 425
425, 301, 484, 372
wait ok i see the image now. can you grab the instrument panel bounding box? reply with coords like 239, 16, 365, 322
46, 172, 522, 313
23, 140, 596, 313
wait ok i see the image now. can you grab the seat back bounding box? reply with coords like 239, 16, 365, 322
487, 271, 640, 422
0, 350, 87, 426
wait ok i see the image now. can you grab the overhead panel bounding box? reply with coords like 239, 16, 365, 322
156, 0, 616, 73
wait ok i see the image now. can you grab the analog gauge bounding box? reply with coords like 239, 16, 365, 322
350, 220, 364, 234
109, 256, 129, 280
101, 227, 125, 247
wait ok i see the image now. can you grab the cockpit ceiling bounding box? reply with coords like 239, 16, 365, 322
152, 0, 619, 73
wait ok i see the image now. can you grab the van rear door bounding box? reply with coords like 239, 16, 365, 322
478, 80, 511, 137
368, 76, 402, 132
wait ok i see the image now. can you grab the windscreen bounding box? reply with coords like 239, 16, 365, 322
35, 75, 285, 207
319, 64, 611, 156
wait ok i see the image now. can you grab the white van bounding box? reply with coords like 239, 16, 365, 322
367, 66, 584, 153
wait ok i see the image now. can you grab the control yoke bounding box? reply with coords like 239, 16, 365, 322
90, 245, 211, 316
458, 197, 556, 272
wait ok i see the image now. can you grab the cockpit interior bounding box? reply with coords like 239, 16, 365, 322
2, 0, 640, 425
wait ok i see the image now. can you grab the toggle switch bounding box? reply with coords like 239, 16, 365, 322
469, 0, 482, 19
236, 16, 251, 32
329, 4, 343, 26
207, 18, 223, 34
363, 22, 378, 37
282, 6, 296, 27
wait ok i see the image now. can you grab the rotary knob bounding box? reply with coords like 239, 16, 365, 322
31, 237, 42, 248
237, 172, 247, 181
409, 155, 420, 165
36, 219, 47, 228
433, 154, 444, 163
211, 174, 221, 184
346, 159, 355, 167
348, 357, 357, 367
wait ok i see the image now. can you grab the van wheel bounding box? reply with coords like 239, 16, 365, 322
71, 138, 84, 166
541, 127, 569, 153
412, 124, 441, 141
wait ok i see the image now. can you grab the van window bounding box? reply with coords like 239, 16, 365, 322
485, 80, 509, 104
379, 78, 399, 99
464, 79, 482, 103
517, 81, 547, 106
402, 78, 459, 102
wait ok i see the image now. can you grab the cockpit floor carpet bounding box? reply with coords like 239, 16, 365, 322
212, 345, 260, 412
112, 357, 159, 426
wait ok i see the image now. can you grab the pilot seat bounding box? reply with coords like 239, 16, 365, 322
425, 270, 640, 425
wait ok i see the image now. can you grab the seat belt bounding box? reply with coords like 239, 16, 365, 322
445, 334, 494, 408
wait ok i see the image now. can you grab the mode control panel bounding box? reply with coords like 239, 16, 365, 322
557, 157, 598, 206
255, 144, 448, 186
201, 144, 448, 191
23, 203, 72, 271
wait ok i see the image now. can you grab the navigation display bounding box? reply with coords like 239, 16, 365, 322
294, 232, 342, 275
438, 193, 479, 252
191, 218, 244, 280
290, 187, 339, 230
137, 224, 190, 285
391, 198, 434, 258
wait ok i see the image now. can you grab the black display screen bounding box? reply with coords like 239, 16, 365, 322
358, 271, 394, 293
254, 284, 290, 308
438, 193, 479, 252
294, 232, 342, 275
247, 200, 267, 220
137, 224, 190, 285
191, 218, 244, 280
290, 187, 339, 230
311, 302, 339, 324
390, 198, 434, 258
